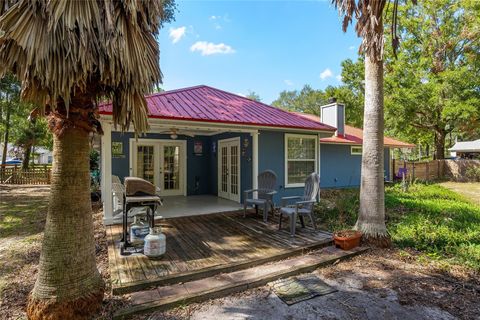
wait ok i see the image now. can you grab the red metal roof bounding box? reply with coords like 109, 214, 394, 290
99, 85, 336, 132
293, 112, 415, 148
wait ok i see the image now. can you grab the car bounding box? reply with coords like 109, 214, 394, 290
3, 159, 22, 165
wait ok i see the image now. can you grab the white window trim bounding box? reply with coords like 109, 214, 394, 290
351, 146, 362, 155
284, 133, 318, 188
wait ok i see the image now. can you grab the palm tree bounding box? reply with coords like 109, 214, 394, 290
0, 1, 175, 319
332, 0, 411, 246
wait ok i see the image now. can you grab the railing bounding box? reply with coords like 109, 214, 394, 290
0, 164, 51, 184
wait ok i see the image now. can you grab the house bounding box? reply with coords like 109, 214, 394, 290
449, 139, 480, 159
98, 85, 413, 224
33, 146, 53, 164
293, 105, 415, 187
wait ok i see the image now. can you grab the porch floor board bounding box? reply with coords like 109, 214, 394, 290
107, 210, 332, 295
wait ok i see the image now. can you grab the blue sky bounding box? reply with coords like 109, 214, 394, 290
158, 1, 361, 104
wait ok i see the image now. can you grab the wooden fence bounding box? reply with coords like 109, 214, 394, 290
0, 164, 51, 185
392, 159, 445, 181
392, 159, 480, 182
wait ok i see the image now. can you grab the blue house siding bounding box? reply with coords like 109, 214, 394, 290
110, 130, 392, 204
320, 144, 391, 188
320, 144, 362, 188
110, 132, 212, 196
258, 130, 310, 204
110, 131, 252, 201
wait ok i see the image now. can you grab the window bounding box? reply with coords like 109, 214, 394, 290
285, 134, 317, 187
351, 146, 362, 155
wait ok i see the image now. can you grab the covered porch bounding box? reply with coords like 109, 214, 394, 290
156, 195, 241, 218
100, 117, 260, 225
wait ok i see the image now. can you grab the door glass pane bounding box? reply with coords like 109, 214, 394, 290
137, 145, 155, 184
163, 145, 180, 190
221, 146, 228, 193
230, 145, 238, 195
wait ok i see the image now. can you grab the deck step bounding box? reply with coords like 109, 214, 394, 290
112, 237, 333, 295
113, 246, 368, 320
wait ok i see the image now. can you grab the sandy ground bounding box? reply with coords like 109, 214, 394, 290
439, 182, 480, 205
2, 185, 479, 320
149, 249, 479, 320
0, 185, 128, 320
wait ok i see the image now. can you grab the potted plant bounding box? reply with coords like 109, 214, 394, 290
333, 230, 362, 250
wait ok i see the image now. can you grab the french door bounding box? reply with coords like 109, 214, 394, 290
132, 140, 186, 196
218, 138, 241, 202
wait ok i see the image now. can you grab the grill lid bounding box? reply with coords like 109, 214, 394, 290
124, 177, 156, 196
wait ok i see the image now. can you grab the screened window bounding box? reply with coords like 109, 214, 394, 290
285, 134, 317, 187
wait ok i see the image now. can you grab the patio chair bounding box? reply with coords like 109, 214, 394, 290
278, 173, 319, 237
112, 175, 125, 214
243, 170, 277, 222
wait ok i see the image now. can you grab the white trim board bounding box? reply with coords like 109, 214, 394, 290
99, 115, 334, 135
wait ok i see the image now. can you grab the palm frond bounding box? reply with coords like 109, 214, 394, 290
0, 0, 175, 133
332, 0, 416, 60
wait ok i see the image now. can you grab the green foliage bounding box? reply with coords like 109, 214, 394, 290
316, 183, 480, 270
386, 183, 480, 270
246, 91, 261, 102
1, 74, 52, 164
316, 189, 359, 231
383, 0, 480, 153
272, 84, 364, 127
465, 167, 480, 182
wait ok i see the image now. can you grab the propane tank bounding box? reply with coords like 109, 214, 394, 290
144, 226, 166, 258
130, 215, 149, 245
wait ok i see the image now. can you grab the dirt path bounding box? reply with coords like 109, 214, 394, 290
439, 182, 480, 205
150, 249, 479, 320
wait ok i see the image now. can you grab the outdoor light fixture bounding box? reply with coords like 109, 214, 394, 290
170, 128, 178, 140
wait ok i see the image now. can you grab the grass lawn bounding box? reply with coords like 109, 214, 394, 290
317, 182, 480, 271
439, 181, 480, 205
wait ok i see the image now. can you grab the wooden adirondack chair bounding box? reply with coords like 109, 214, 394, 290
243, 170, 277, 222
279, 173, 319, 237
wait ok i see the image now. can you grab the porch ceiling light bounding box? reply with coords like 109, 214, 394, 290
170, 133, 178, 140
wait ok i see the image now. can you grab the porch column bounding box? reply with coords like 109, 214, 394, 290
101, 121, 113, 224
318, 133, 321, 202
251, 131, 259, 192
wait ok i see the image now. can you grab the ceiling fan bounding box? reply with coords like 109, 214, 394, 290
157, 128, 195, 139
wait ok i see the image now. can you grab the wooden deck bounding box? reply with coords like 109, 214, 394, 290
107, 211, 332, 294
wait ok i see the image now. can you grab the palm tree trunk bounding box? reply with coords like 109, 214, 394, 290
355, 55, 391, 247
27, 125, 104, 319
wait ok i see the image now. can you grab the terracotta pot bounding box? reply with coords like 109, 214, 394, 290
333, 230, 362, 250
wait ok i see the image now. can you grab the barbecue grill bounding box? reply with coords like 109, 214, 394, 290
121, 177, 162, 255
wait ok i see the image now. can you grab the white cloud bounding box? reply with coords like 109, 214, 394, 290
336, 75, 342, 81
349, 45, 356, 51
190, 41, 235, 56
169, 26, 186, 44
319, 68, 333, 80
284, 79, 294, 86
